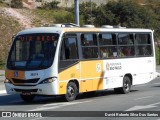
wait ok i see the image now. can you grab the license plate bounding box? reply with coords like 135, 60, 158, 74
22, 92, 31, 95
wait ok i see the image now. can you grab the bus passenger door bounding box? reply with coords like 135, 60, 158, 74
80, 61, 103, 93
58, 34, 80, 95
80, 33, 103, 93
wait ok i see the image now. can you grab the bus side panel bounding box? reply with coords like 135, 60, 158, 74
92, 78, 104, 91
103, 60, 124, 89
58, 63, 80, 95
131, 57, 155, 85
102, 57, 155, 89
80, 60, 103, 93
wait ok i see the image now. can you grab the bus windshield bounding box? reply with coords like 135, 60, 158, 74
7, 33, 59, 70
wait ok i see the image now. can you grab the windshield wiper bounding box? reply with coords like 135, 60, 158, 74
37, 57, 46, 69
37, 48, 54, 69
25, 55, 34, 69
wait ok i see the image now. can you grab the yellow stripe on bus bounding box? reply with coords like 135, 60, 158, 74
58, 60, 104, 94
5, 69, 25, 85
63, 28, 101, 32
58, 63, 80, 94
80, 60, 103, 92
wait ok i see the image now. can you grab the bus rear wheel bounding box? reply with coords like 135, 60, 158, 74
20, 94, 35, 103
114, 76, 131, 94
64, 82, 78, 102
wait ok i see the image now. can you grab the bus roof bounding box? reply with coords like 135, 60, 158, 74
17, 26, 153, 36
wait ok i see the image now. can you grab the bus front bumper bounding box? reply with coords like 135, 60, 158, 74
4, 82, 58, 95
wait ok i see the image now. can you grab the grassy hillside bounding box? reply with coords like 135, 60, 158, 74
0, 9, 22, 69
0, 2, 7, 7
0, 8, 75, 69
15, 8, 74, 27
33, 9, 74, 26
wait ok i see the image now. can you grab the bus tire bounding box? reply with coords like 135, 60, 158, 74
114, 76, 131, 94
20, 94, 35, 103
121, 76, 131, 94
65, 82, 78, 102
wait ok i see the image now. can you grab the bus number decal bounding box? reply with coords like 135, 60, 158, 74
30, 73, 38, 77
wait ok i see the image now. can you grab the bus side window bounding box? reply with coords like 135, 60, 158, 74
60, 37, 78, 60
135, 33, 152, 56
81, 33, 98, 59
99, 33, 118, 58
81, 33, 97, 46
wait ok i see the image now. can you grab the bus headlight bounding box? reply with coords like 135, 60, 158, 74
39, 77, 57, 84
4, 78, 11, 83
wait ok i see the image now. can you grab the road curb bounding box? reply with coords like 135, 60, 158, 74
0, 79, 5, 82
0, 75, 5, 82
0, 90, 6, 94
0, 70, 5, 82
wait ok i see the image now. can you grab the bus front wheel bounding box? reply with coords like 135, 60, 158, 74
20, 94, 35, 103
65, 82, 78, 102
114, 76, 131, 94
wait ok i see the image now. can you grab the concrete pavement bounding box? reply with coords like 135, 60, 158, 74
156, 65, 160, 72
0, 70, 5, 82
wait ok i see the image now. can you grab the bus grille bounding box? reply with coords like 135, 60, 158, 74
14, 88, 38, 92
12, 78, 40, 84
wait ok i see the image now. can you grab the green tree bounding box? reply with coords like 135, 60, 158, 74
11, 0, 23, 8
94, 4, 115, 26
54, 12, 74, 23
79, 2, 97, 24
94, 0, 159, 40
41, 0, 60, 10
145, 0, 160, 40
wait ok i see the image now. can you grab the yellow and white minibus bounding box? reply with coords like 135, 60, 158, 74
4, 24, 157, 102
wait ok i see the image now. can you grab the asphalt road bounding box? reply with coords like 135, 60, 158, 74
0, 77, 160, 120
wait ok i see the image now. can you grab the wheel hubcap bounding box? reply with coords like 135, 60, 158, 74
67, 86, 75, 97
124, 81, 129, 91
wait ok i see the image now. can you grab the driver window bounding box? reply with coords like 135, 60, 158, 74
60, 37, 78, 60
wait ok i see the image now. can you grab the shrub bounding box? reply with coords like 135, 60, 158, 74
41, 0, 60, 10
11, 0, 23, 8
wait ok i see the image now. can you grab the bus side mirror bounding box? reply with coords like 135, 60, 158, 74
12, 34, 16, 42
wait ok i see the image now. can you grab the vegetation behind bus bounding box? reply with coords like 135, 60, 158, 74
0, 5, 22, 69
38, 0, 160, 63
0, 0, 160, 69
35, 0, 160, 64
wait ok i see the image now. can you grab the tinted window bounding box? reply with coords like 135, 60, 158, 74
135, 34, 151, 44
118, 46, 135, 57
60, 37, 78, 60
135, 45, 152, 56
81, 33, 98, 59
100, 46, 117, 58
99, 33, 118, 58
118, 33, 134, 45
81, 34, 97, 46
117, 33, 135, 57
135, 33, 152, 56
99, 33, 117, 45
